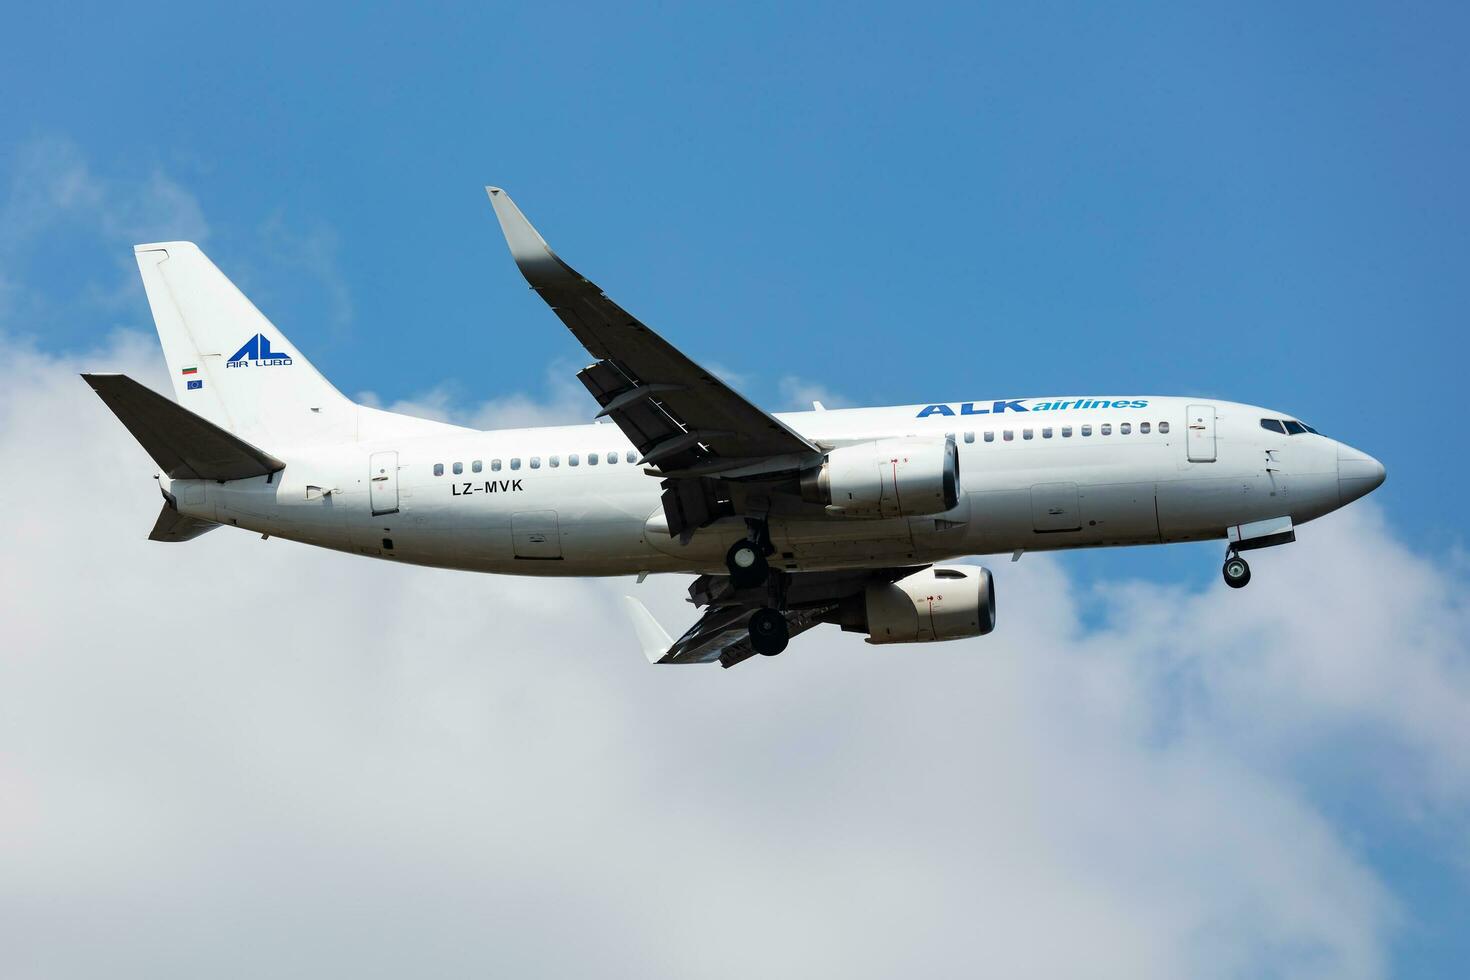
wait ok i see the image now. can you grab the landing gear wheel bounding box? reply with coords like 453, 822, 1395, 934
726, 539, 769, 589
749, 608, 789, 656
1222, 554, 1251, 589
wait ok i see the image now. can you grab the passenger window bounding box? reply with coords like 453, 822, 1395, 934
1042, 427, 1053, 439
1140, 422, 1151, 434
1081, 425, 1092, 437
472, 460, 482, 473
626, 450, 637, 463
433, 463, 444, 476
983, 431, 995, 443
588, 453, 599, 465
550, 455, 561, 468
1023, 429, 1034, 440
569, 454, 579, 466
530, 457, 541, 469
1003, 430, 1014, 441
1101, 424, 1112, 435
492, 459, 502, 471
607, 451, 617, 464
1159, 421, 1170, 434
1120, 423, 1131, 435
964, 432, 974, 444
510, 458, 521, 470
1061, 426, 1072, 437
452, 462, 463, 475
1261, 419, 1287, 434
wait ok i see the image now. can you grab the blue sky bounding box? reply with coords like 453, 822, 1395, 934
3, 4, 1468, 977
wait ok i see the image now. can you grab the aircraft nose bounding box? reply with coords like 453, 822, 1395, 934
1338, 443, 1386, 505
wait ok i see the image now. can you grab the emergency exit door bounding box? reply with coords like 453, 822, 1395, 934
369, 451, 399, 515
1186, 405, 1217, 462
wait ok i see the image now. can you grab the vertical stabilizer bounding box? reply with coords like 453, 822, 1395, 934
134, 242, 356, 448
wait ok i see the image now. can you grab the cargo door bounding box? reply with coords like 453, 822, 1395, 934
369, 451, 399, 516
512, 510, 562, 560
1186, 404, 1217, 462
1031, 483, 1082, 532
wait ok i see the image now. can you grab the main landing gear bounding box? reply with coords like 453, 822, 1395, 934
1222, 551, 1252, 589
725, 518, 774, 590
749, 607, 789, 656
726, 518, 786, 655
726, 539, 769, 589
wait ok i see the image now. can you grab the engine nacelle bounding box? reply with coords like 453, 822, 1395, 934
800, 436, 959, 518
826, 566, 996, 644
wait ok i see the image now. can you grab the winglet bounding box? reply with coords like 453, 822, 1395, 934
485, 185, 580, 286
623, 596, 673, 665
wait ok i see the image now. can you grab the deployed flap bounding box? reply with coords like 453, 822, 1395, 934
148, 503, 219, 542
484, 187, 818, 477
659, 605, 827, 668
83, 373, 284, 481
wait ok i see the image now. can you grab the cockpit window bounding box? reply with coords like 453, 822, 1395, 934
1299, 421, 1320, 435
1282, 420, 1306, 435
1260, 419, 1287, 435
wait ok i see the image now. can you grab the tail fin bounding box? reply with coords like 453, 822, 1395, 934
134, 242, 356, 448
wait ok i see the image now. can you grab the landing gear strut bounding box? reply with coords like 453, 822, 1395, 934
749, 607, 789, 656
1222, 552, 1251, 589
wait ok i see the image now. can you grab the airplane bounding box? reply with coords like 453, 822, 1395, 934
84, 187, 1386, 668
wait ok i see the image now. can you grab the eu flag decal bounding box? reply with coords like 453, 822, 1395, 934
186, 379, 203, 391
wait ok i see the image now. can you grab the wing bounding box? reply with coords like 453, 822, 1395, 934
485, 188, 820, 530
625, 566, 928, 669
658, 604, 828, 669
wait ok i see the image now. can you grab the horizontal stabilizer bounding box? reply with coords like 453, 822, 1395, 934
82, 373, 284, 481
149, 502, 219, 542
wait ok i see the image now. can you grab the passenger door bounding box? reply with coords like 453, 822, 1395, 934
512, 510, 563, 560
1186, 404, 1217, 462
369, 451, 399, 516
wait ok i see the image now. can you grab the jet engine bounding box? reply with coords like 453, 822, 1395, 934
800, 436, 959, 518
823, 565, 996, 644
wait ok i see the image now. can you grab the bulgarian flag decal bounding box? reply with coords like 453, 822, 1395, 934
181, 366, 198, 376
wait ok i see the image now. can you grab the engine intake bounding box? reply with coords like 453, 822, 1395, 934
825, 565, 996, 644
800, 436, 960, 518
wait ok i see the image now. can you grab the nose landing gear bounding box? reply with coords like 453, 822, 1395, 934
1222, 552, 1252, 589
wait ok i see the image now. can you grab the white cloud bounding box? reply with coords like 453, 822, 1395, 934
356, 360, 595, 430
5, 331, 1468, 978
778, 374, 853, 411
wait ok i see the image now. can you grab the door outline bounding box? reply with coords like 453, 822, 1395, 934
369, 450, 400, 516
1186, 404, 1217, 463
512, 510, 563, 560
1031, 482, 1082, 532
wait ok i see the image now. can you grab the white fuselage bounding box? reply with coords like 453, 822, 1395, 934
164, 395, 1374, 576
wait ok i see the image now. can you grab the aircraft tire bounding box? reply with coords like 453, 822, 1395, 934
1223, 555, 1251, 589
726, 540, 769, 589
749, 608, 789, 656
